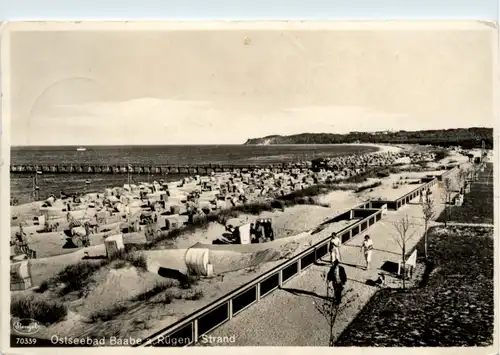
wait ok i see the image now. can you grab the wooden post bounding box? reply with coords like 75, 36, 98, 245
193, 320, 199, 344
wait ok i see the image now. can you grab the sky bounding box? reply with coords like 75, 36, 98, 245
8, 22, 495, 146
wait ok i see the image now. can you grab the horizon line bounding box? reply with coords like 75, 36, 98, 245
10, 126, 493, 148
11, 142, 382, 148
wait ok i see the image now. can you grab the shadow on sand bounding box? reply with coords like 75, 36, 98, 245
279, 287, 329, 301
340, 262, 366, 270
81, 254, 107, 260
380, 261, 400, 274
158, 266, 190, 284
62, 239, 79, 249
314, 260, 331, 267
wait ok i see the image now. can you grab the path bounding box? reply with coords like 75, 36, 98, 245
203, 181, 449, 346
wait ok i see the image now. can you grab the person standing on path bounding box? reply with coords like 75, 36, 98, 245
361, 235, 374, 270
327, 259, 347, 305
329, 232, 342, 263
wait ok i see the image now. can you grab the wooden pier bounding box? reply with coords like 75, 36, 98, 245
10, 163, 312, 175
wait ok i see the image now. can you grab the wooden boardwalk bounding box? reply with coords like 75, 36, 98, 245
205, 182, 447, 346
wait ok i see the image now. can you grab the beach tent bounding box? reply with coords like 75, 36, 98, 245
170, 205, 182, 215
95, 211, 109, 224
104, 234, 125, 259
185, 247, 210, 276
33, 214, 46, 227
239, 223, 252, 245
165, 215, 188, 230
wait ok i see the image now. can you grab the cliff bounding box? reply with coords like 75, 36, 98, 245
244, 128, 493, 149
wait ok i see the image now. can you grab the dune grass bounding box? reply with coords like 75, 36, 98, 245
354, 181, 382, 193
144, 166, 395, 248
88, 279, 204, 325
28, 252, 202, 329
36, 251, 149, 298
433, 149, 451, 162
88, 303, 130, 323
51, 261, 106, 296
108, 251, 148, 271
11, 294, 68, 325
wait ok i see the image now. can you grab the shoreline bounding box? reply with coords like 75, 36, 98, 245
10, 143, 398, 207
339, 143, 402, 154
11, 142, 400, 148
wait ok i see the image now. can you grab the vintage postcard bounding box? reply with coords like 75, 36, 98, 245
1, 21, 497, 354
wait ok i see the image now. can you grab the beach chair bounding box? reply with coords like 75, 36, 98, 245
398, 249, 417, 280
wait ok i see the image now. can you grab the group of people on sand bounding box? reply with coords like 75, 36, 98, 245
329, 232, 373, 269
250, 219, 274, 243
326, 231, 385, 305
220, 220, 275, 245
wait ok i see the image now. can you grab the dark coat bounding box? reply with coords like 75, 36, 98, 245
327, 265, 347, 286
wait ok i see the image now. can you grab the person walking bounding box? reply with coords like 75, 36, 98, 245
327, 259, 347, 305
329, 232, 341, 263
361, 235, 374, 270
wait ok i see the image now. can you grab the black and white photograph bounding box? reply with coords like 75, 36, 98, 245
2, 21, 497, 351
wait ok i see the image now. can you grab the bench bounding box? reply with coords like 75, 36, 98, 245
398, 249, 417, 279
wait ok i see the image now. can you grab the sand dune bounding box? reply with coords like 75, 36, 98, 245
144, 231, 310, 276
77, 267, 168, 318
28, 245, 106, 286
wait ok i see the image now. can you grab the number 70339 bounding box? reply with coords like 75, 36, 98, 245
15, 337, 37, 345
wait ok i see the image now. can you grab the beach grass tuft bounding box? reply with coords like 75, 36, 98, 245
109, 251, 148, 271
88, 302, 130, 323
53, 261, 106, 296
11, 295, 68, 325
87, 279, 204, 325
37, 250, 149, 298
130, 280, 178, 302
354, 181, 382, 193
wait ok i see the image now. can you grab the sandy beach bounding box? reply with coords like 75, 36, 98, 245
10, 144, 473, 343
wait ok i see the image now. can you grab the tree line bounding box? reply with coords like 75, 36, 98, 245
244, 128, 493, 149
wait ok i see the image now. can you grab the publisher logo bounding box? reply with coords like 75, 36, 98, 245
12, 318, 40, 335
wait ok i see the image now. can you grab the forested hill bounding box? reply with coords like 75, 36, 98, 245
244, 128, 493, 149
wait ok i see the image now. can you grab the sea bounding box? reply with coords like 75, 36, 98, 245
10, 144, 378, 204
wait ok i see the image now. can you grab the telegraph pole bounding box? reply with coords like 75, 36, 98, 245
32, 173, 36, 201
479, 139, 486, 163
33, 170, 42, 201
128, 165, 131, 187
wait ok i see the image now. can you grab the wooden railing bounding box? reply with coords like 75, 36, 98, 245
137, 207, 383, 347
384, 166, 458, 211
